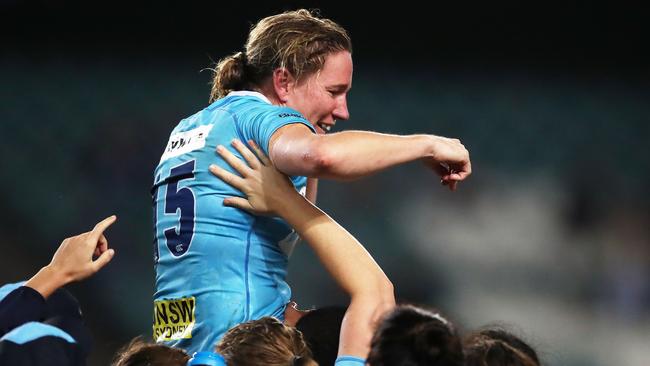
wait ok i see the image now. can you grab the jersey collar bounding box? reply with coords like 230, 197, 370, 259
227, 90, 272, 104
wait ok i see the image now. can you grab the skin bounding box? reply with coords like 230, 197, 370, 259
256, 50, 471, 191
209, 140, 395, 359
25, 216, 117, 299
282, 301, 311, 327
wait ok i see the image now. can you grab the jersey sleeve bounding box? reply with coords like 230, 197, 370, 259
0, 286, 46, 337
335, 355, 366, 365
0, 322, 83, 366
237, 105, 315, 156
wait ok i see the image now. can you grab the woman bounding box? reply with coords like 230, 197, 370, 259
153, 9, 470, 354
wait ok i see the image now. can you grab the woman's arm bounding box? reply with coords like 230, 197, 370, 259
269, 124, 471, 191
25, 216, 117, 299
210, 139, 395, 358
1, 216, 116, 336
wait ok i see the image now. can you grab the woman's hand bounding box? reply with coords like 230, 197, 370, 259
209, 139, 299, 216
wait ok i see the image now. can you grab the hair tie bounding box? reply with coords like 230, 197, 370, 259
292, 355, 303, 365
237, 51, 248, 65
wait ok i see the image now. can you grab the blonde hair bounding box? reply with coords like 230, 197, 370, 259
210, 9, 352, 101
216, 317, 318, 366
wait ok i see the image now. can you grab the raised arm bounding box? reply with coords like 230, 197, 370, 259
25, 215, 117, 299
209, 139, 395, 358
1, 216, 116, 336
269, 124, 471, 190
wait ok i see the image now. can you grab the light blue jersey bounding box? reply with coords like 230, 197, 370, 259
152, 91, 314, 353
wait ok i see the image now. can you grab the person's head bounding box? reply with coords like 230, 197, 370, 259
367, 305, 464, 366
111, 337, 189, 366
463, 327, 540, 366
216, 316, 317, 366
295, 305, 346, 366
211, 9, 353, 131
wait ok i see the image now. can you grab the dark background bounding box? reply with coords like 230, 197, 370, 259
3, 2, 649, 72
1, 2, 648, 365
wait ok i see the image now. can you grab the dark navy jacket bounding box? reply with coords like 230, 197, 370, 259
0, 283, 91, 365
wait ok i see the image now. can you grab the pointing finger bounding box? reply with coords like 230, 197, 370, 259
89, 215, 117, 243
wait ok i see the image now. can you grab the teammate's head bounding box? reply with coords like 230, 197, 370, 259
463, 327, 540, 366
215, 317, 317, 366
210, 9, 352, 131
295, 305, 347, 366
366, 304, 464, 366
111, 336, 189, 366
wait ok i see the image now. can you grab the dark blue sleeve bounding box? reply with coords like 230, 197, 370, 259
0, 322, 84, 366
0, 287, 46, 337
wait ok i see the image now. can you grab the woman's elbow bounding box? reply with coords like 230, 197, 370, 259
303, 139, 344, 176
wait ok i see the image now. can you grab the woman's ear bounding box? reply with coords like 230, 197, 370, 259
272, 68, 295, 103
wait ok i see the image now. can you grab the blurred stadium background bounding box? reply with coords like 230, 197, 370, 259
1, 2, 648, 365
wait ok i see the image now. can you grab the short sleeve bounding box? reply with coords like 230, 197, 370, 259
237, 105, 315, 156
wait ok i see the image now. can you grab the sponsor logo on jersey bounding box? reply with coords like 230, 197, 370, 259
153, 296, 196, 341
160, 124, 213, 162
278, 113, 303, 119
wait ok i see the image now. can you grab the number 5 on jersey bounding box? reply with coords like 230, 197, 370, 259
153, 160, 196, 260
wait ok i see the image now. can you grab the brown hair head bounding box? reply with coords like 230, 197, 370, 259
367, 304, 464, 366
210, 9, 352, 101
216, 317, 317, 366
463, 327, 540, 366
111, 336, 189, 366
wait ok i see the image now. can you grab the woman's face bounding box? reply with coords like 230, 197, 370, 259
285, 51, 353, 134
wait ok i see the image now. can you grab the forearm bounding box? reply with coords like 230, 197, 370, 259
278, 193, 392, 297
24, 265, 70, 300
273, 130, 435, 180
279, 194, 394, 358
305, 177, 318, 204
338, 295, 394, 357
318, 132, 433, 179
